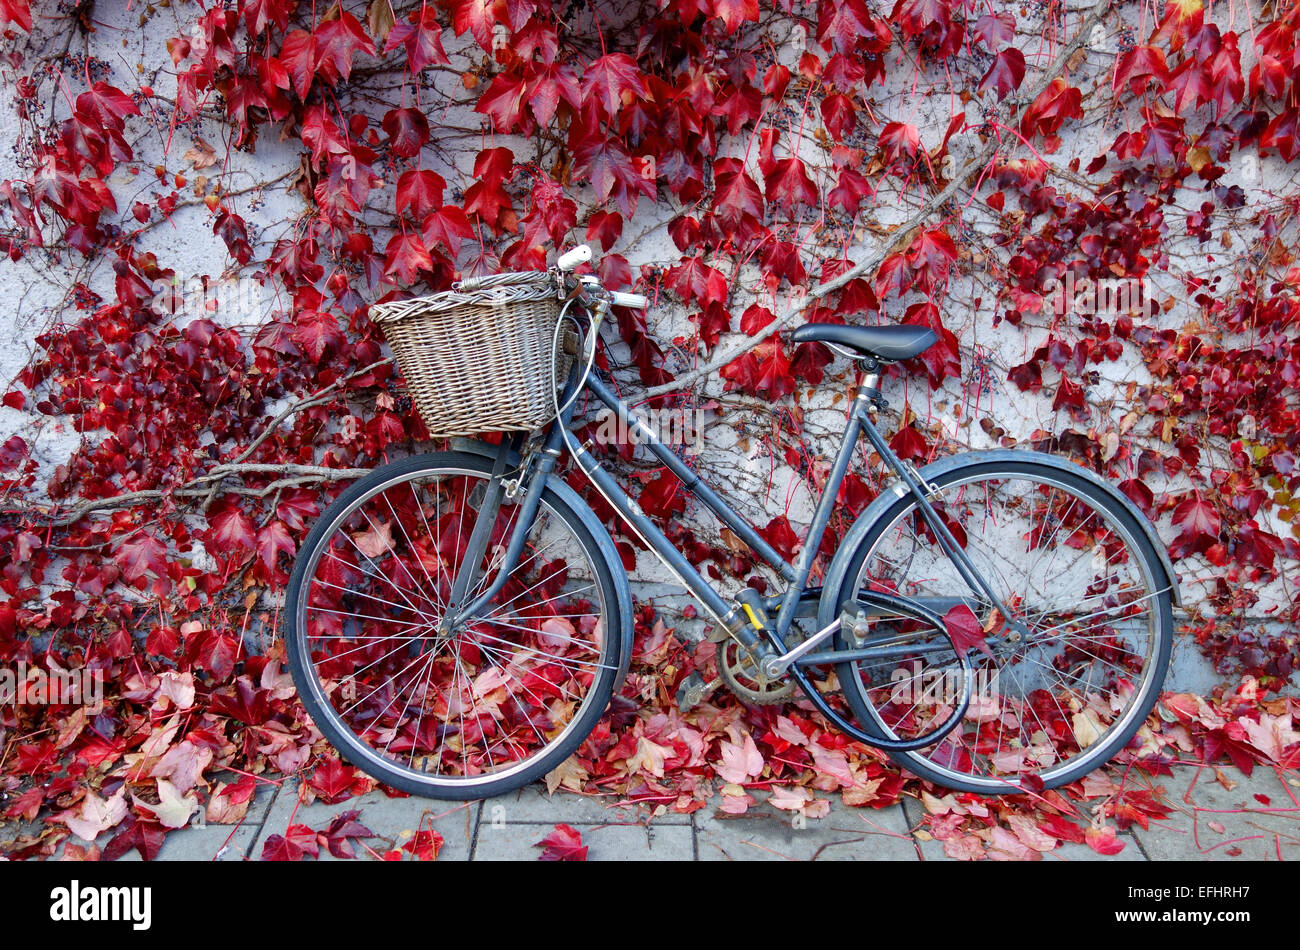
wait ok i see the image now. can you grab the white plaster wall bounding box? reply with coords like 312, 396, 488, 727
0, 3, 1292, 691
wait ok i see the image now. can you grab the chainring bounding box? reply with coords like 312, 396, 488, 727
719, 638, 795, 705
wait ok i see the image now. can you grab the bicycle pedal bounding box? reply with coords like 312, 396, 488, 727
675, 672, 719, 712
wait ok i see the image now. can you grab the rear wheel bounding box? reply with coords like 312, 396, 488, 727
286, 452, 623, 799
827, 457, 1175, 793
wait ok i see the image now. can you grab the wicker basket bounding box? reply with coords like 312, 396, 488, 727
369, 272, 570, 438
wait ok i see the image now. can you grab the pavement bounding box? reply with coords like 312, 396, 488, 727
73, 758, 1299, 862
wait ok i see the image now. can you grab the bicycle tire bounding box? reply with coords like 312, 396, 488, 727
286, 451, 625, 799
821, 453, 1175, 793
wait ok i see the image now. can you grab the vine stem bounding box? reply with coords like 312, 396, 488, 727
5, 463, 374, 526
644, 0, 1113, 399
232, 356, 395, 464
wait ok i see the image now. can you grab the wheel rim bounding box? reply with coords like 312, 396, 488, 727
292, 466, 613, 789
845, 469, 1168, 791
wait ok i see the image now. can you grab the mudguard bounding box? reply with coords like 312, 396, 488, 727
450, 437, 636, 688
816, 448, 1181, 631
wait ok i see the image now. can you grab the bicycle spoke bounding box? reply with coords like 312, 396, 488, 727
380, 486, 445, 611
355, 506, 438, 611
312, 562, 433, 620
466, 626, 617, 674
842, 466, 1172, 791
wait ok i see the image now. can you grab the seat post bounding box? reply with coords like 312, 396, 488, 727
855, 356, 886, 412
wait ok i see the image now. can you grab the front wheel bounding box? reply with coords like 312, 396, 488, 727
285, 452, 625, 799
825, 455, 1175, 794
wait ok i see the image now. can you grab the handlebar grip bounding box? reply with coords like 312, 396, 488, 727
609, 291, 649, 309
556, 245, 592, 271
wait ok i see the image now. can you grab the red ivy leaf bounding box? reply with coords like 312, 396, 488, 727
1172, 491, 1221, 542
763, 63, 791, 99
384, 231, 433, 284
740, 303, 775, 334
665, 255, 728, 308
384, 4, 450, 71
712, 158, 764, 232
943, 604, 994, 659
820, 93, 857, 141
640, 473, 687, 518
760, 515, 802, 562
114, 532, 168, 583
76, 82, 141, 130
207, 499, 256, 553
978, 47, 1025, 101
720, 338, 795, 400
451, 0, 496, 49
396, 169, 446, 218
104, 817, 167, 861
382, 108, 430, 157
197, 632, 240, 680
422, 205, 475, 255
817, 0, 874, 52
0, 0, 32, 31
905, 227, 957, 291
322, 809, 375, 858
586, 210, 623, 252
1113, 45, 1170, 96
536, 823, 587, 861
314, 10, 376, 86
291, 310, 344, 362
1020, 77, 1083, 138
878, 122, 920, 163
711, 0, 759, 33
581, 53, 648, 117
255, 519, 296, 576
245, 0, 293, 35
764, 157, 818, 210
971, 12, 1015, 48
300, 104, 349, 168
573, 137, 653, 215
281, 30, 321, 98
308, 756, 363, 804
1084, 824, 1126, 856
262, 828, 315, 861
402, 828, 445, 860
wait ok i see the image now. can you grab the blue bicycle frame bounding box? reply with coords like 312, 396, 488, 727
444, 353, 982, 751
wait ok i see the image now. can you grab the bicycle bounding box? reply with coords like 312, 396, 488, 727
285, 244, 1180, 799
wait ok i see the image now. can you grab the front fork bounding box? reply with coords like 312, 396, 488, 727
442, 377, 579, 629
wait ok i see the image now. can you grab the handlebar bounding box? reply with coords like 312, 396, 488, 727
609, 291, 648, 309
558, 245, 647, 309
556, 244, 592, 271
453, 245, 648, 309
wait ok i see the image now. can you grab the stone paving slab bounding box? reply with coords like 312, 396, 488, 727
1128, 763, 1300, 861
164, 773, 284, 862
26, 760, 1296, 861
898, 786, 1146, 862
474, 819, 694, 860
249, 779, 481, 861
485, 784, 691, 826
697, 794, 917, 861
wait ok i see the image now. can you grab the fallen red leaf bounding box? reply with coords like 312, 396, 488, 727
535, 823, 588, 861
943, 605, 994, 660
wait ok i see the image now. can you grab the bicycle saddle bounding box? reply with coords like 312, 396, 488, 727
789, 323, 937, 362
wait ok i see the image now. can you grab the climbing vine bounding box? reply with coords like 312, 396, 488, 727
0, 0, 1297, 858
